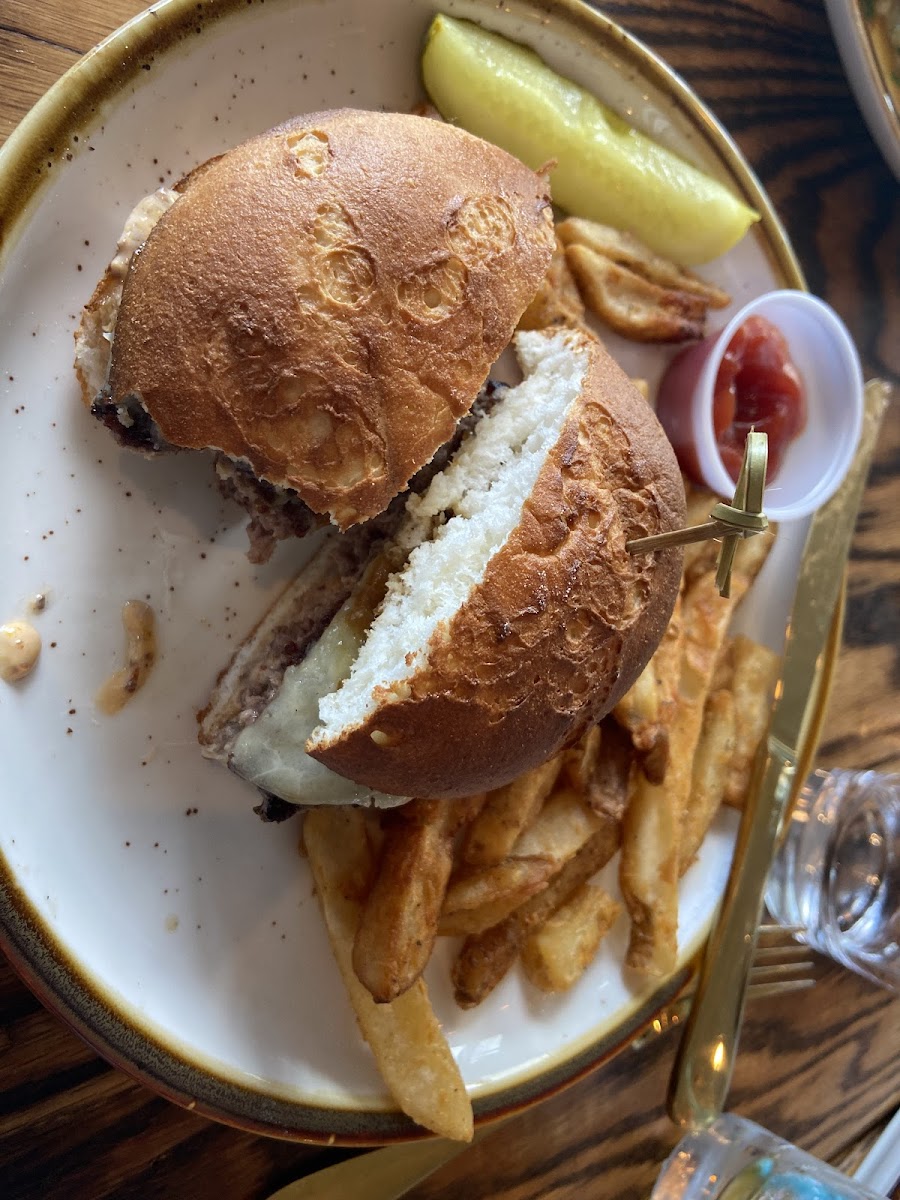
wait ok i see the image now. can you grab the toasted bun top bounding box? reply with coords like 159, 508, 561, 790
309, 330, 686, 798
109, 110, 554, 528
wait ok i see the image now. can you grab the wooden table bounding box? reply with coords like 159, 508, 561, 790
1, 1, 898, 1197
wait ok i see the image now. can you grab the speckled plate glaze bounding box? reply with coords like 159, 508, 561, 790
0, 0, 812, 1144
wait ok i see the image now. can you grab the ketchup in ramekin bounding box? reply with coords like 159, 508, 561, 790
657, 313, 807, 489
656, 290, 864, 523
712, 316, 806, 483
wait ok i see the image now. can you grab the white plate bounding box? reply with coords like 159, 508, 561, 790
825, 0, 900, 179
0, 0, 807, 1142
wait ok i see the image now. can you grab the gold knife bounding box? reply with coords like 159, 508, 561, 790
263, 1129, 489, 1200
667, 378, 892, 1130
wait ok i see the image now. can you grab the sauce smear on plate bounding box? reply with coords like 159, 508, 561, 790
96, 600, 157, 714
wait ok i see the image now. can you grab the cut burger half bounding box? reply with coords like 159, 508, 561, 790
75, 109, 555, 558
199, 328, 685, 809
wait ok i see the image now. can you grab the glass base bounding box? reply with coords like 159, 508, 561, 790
652, 1115, 884, 1200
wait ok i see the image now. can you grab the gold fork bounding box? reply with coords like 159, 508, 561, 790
744, 923, 818, 998
631, 924, 816, 1049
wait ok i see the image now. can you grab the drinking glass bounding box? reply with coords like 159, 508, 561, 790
764, 768, 899, 992
651, 1113, 886, 1199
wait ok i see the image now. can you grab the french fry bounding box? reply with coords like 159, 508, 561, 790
462, 755, 562, 867
666, 529, 773, 834
304, 807, 473, 1142
631, 378, 650, 401
613, 598, 682, 784
556, 218, 731, 308
613, 666, 661, 754
619, 769, 679, 977
442, 856, 555, 919
588, 719, 635, 818
353, 799, 458, 1003
565, 242, 708, 343
452, 823, 621, 1008
681, 485, 723, 581
512, 786, 605, 862
445, 785, 603, 921
711, 636, 735, 694
622, 523, 773, 976
724, 636, 781, 808
562, 719, 633, 820
678, 688, 736, 875
560, 724, 603, 794
518, 236, 586, 332
438, 890, 542, 937
521, 884, 622, 993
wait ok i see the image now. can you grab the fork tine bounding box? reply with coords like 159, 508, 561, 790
750, 959, 817, 980
746, 978, 817, 999
752, 942, 811, 961
632, 923, 818, 1052
756, 922, 805, 939
749, 923, 818, 993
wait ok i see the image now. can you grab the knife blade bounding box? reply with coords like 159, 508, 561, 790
263, 1129, 488, 1200
667, 378, 892, 1130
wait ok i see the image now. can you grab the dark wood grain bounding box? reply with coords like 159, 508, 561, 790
408, 967, 900, 1200
1, 1, 898, 1198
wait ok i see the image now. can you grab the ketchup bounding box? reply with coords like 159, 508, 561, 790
714, 315, 806, 482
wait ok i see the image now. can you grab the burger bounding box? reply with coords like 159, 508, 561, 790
74, 108, 557, 561
76, 109, 685, 811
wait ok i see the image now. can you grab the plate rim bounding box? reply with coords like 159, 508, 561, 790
823, 0, 900, 180
0, 0, 812, 1145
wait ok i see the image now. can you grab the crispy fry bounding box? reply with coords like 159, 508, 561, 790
619, 769, 679, 977
562, 720, 633, 819
548, 236, 586, 315
304, 807, 473, 1142
669, 527, 774, 827
681, 485, 723, 580
684, 482, 719, 528
711, 636, 735, 694
438, 890, 541, 937
588, 719, 635, 818
353, 799, 458, 1003
614, 598, 682, 783
556, 217, 731, 308
622, 523, 773, 976
446, 785, 603, 921
442, 856, 554, 918
517, 237, 586, 332
724, 635, 781, 808
561, 724, 602, 793
565, 242, 708, 343
512, 786, 604, 862
679, 688, 736, 875
452, 822, 621, 1008
613, 666, 661, 754
462, 755, 562, 867
630, 377, 649, 401
521, 883, 622, 993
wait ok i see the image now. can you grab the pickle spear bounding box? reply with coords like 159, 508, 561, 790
421, 15, 759, 265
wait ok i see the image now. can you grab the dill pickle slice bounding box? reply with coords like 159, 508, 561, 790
422, 14, 759, 265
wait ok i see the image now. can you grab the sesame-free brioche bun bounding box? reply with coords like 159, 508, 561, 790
106, 109, 555, 528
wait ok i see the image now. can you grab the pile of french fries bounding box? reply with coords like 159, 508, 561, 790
300, 484, 782, 1142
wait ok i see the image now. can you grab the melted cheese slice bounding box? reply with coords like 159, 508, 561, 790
230, 575, 408, 808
